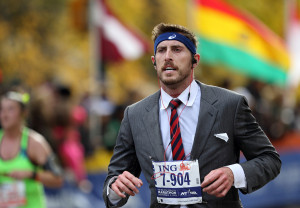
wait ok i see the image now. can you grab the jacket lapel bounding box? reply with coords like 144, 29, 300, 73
143, 91, 165, 161
191, 82, 219, 160
142, 82, 219, 161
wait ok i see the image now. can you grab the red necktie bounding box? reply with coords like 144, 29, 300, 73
169, 99, 185, 160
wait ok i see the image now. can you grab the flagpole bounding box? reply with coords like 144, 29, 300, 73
89, 0, 102, 147
186, 0, 196, 32
284, 0, 288, 41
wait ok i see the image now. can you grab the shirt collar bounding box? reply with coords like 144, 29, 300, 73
160, 80, 199, 109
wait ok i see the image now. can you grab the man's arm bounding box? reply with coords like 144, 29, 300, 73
201, 95, 280, 197
103, 107, 142, 208
234, 96, 281, 193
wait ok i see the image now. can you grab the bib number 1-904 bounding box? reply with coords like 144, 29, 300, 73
152, 160, 202, 205
160, 172, 191, 186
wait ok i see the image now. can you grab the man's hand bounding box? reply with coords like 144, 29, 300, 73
201, 167, 234, 198
111, 171, 143, 198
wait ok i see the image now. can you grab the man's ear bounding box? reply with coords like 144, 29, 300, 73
151, 56, 156, 68
192, 54, 200, 69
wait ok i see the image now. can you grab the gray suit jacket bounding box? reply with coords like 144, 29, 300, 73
103, 81, 281, 208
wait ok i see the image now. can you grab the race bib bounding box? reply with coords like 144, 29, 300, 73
152, 160, 202, 205
0, 181, 26, 207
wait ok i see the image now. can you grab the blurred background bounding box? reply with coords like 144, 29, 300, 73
0, 0, 300, 207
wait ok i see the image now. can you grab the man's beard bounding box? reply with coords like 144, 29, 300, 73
158, 70, 190, 87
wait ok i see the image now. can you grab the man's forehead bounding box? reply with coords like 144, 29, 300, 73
156, 40, 186, 48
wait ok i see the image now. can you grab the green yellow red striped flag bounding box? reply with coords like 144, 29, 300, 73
192, 0, 290, 86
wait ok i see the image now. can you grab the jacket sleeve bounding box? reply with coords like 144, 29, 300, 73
234, 96, 281, 194
102, 107, 141, 207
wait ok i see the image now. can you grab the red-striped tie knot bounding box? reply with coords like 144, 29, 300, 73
170, 99, 182, 110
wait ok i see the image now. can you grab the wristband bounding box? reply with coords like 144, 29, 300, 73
31, 169, 39, 181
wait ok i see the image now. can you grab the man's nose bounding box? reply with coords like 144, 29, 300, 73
164, 48, 173, 61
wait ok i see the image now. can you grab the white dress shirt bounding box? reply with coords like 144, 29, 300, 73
108, 80, 246, 206
159, 80, 200, 161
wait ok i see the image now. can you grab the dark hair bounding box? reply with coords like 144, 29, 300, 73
151, 23, 198, 48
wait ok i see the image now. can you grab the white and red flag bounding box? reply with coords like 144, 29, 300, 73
92, 0, 150, 62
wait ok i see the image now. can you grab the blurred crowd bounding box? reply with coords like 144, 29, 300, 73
0, 79, 144, 190
1, 78, 300, 188
226, 79, 300, 141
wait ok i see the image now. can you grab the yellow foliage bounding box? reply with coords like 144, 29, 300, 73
0, 0, 299, 103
